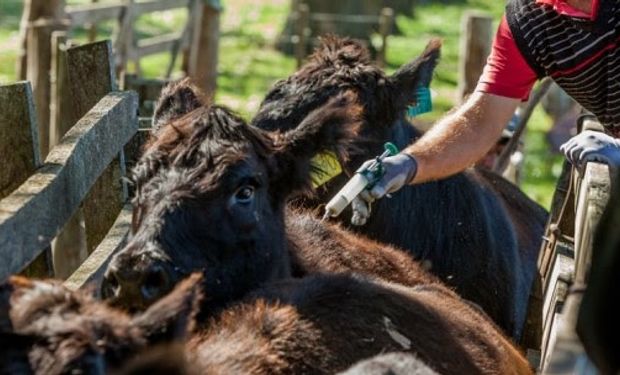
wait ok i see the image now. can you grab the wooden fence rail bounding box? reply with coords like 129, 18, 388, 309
535, 118, 612, 373
0, 91, 138, 280
289, 3, 394, 68
64, 204, 133, 291
20, 0, 220, 95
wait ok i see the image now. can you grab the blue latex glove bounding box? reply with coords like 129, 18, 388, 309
560, 130, 620, 169
350, 153, 417, 226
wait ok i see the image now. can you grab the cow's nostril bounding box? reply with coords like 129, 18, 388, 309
140, 265, 171, 301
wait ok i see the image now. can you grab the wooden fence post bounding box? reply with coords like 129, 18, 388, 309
16, 0, 65, 81
46, 40, 130, 278
377, 7, 394, 68
50, 31, 73, 147
114, 0, 136, 74
26, 18, 69, 159
0, 82, 52, 277
294, 3, 310, 68
458, 12, 493, 102
49, 32, 89, 279
87, 0, 100, 42
0, 82, 41, 198
66, 41, 128, 254
187, 0, 221, 96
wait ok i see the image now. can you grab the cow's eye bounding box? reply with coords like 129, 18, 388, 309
234, 185, 255, 204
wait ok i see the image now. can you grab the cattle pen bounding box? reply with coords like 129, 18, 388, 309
0, 40, 138, 290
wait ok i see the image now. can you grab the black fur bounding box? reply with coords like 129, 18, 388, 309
252, 36, 548, 340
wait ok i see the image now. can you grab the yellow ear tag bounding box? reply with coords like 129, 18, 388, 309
310, 151, 343, 188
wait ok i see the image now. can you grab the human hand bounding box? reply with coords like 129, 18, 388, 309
350, 153, 417, 226
560, 130, 620, 169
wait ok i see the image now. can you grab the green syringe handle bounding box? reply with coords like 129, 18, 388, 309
383, 142, 399, 156
363, 142, 399, 186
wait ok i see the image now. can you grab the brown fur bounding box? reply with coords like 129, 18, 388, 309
0, 275, 202, 375
286, 208, 438, 287
190, 274, 532, 374
2, 274, 532, 375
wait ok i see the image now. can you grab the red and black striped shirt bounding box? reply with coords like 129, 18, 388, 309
505, 0, 620, 135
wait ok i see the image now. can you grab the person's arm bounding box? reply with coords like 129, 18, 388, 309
406, 92, 520, 183
349, 15, 538, 226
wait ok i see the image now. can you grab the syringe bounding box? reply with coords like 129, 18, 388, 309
322, 142, 399, 221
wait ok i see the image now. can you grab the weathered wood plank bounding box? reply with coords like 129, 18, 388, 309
64, 204, 132, 292
113, 0, 135, 73
188, 1, 220, 94
376, 7, 393, 68
0, 92, 138, 280
135, 32, 184, 58
543, 294, 597, 374
0, 82, 41, 199
458, 12, 492, 102
17, 0, 65, 80
574, 162, 611, 285
540, 251, 573, 370
26, 18, 70, 158
65, 40, 129, 256
49, 32, 73, 148
50, 34, 90, 279
66, 41, 117, 117
65, 3, 125, 25
0, 81, 52, 278
82, 156, 127, 253
133, 0, 190, 16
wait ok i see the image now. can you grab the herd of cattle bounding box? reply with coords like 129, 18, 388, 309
2, 36, 554, 374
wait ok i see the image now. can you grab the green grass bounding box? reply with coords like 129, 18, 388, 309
0, 0, 562, 208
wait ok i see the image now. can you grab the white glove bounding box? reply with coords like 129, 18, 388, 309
560, 130, 620, 169
350, 153, 417, 226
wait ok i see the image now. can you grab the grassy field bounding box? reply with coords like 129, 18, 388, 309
0, 0, 563, 207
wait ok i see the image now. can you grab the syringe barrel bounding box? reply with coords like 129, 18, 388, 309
323, 173, 369, 217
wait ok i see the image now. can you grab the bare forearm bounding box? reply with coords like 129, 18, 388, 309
404, 92, 520, 183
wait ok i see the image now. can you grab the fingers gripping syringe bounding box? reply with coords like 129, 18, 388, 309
322, 142, 399, 221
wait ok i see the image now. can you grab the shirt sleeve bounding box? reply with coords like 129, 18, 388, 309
475, 15, 538, 101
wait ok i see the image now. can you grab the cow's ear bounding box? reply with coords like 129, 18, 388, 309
268, 92, 362, 198
131, 274, 203, 345
152, 78, 205, 132
389, 39, 441, 110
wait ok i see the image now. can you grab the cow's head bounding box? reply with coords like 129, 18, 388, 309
0, 274, 202, 374
253, 36, 441, 171
101, 81, 361, 313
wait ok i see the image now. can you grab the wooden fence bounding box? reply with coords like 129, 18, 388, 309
0, 40, 139, 289
20, 0, 219, 86
288, 2, 395, 68
533, 118, 611, 373
18, 0, 219, 157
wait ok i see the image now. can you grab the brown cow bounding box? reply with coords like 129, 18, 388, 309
1, 274, 532, 374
